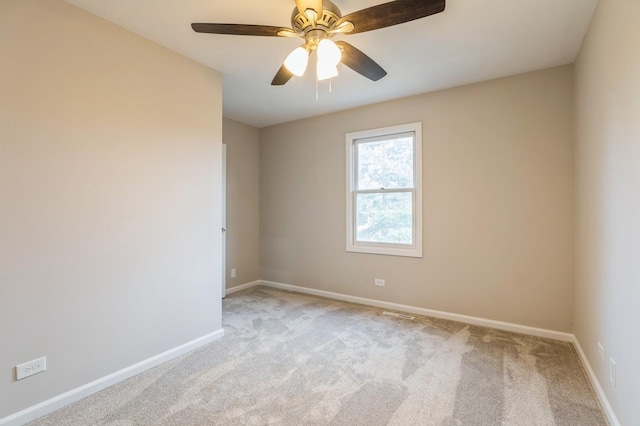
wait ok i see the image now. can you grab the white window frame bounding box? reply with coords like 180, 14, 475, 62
346, 122, 423, 258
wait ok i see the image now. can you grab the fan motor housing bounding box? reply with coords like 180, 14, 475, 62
291, 0, 341, 32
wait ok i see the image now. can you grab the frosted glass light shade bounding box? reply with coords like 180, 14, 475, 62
284, 47, 309, 76
317, 39, 341, 66
317, 61, 338, 81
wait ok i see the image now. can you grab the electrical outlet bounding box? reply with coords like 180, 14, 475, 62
597, 342, 604, 362
374, 278, 385, 287
16, 357, 47, 380
231, 268, 236, 278
609, 358, 616, 387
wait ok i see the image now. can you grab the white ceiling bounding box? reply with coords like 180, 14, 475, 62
65, 0, 598, 128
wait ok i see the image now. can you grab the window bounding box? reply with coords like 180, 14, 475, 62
346, 122, 422, 258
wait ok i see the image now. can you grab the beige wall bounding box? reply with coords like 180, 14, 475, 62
7, 0, 634, 420
574, 0, 640, 423
0, 0, 223, 418
223, 118, 261, 288
260, 66, 574, 332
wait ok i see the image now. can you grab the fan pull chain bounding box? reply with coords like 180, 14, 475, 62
316, 74, 319, 102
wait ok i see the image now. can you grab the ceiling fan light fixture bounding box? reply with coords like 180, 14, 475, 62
317, 39, 341, 66
192, 0, 447, 87
317, 61, 338, 81
284, 46, 309, 76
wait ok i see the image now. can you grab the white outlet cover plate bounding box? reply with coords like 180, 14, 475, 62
374, 279, 385, 287
597, 342, 604, 362
609, 358, 616, 387
16, 357, 47, 380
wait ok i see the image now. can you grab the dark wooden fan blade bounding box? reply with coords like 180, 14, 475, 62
338, 0, 445, 34
191, 23, 291, 37
271, 65, 294, 86
336, 41, 387, 81
295, 0, 324, 17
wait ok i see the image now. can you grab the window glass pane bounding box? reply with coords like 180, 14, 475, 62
356, 192, 413, 244
356, 135, 414, 190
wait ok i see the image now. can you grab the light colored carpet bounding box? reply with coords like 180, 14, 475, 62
29, 286, 608, 425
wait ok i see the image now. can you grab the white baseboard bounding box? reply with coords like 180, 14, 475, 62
0, 329, 225, 426
225, 280, 261, 295
572, 336, 620, 426
5, 283, 620, 426
257, 281, 621, 424
259, 280, 574, 342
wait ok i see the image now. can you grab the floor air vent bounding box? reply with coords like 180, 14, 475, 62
382, 311, 415, 320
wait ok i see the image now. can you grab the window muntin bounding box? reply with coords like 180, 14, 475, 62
346, 123, 422, 258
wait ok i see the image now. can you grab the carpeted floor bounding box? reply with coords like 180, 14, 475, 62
29, 286, 608, 425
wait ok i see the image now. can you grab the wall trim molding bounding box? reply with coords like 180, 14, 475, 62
255, 280, 620, 424
225, 280, 261, 295
259, 280, 574, 342
0, 329, 225, 426
4, 283, 620, 426
572, 336, 620, 426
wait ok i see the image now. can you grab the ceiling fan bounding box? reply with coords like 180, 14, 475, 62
191, 0, 446, 86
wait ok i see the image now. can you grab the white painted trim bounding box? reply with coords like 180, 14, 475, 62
345, 122, 423, 258
225, 280, 261, 295
0, 329, 224, 426
221, 143, 227, 298
5, 285, 620, 426
572, 336, 620, 426
260, 280, 574, 342
260, 280, 619, 423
